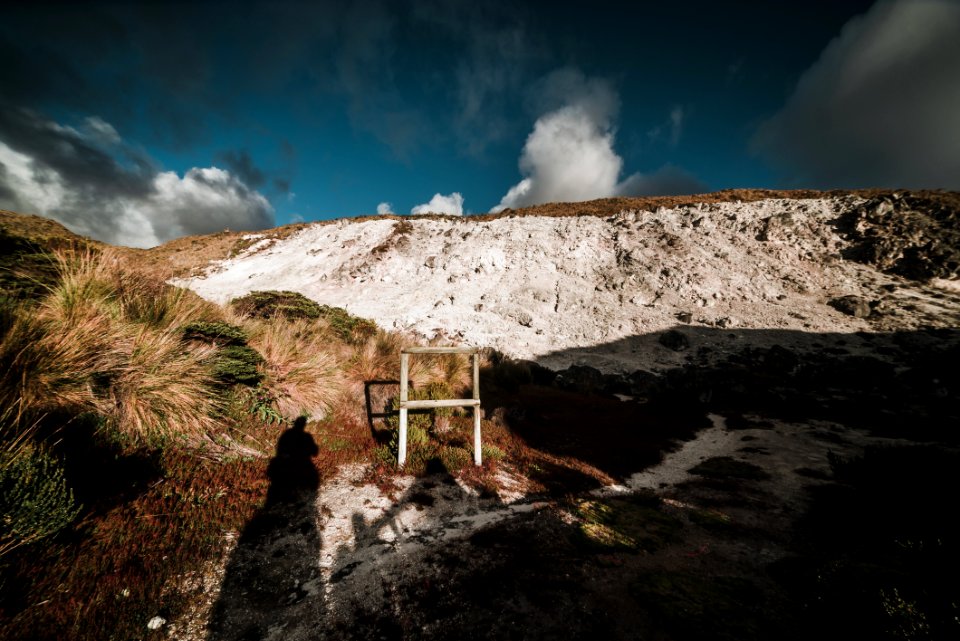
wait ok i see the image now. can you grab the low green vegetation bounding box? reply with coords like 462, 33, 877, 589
574, 492, 683, 553
378, 382, 457, 474
774, 445, 960, 641
0, 438, 80, 557
231, 289, 325, 320
231, 290, 377, 343
182, 320, 248, 345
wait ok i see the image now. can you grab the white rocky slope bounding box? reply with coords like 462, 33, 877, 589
176, 196, 929, 372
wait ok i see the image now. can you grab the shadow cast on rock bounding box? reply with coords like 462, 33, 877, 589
481, 324, 960, 486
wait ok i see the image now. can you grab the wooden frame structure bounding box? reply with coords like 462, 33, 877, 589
399, 346, 482, 467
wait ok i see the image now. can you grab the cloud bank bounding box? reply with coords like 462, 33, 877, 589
376, 202, 394, 215
493, 69, 704, 212
411, 192, 464, 216
753, 0, 960, 190
0, 109, 273, 248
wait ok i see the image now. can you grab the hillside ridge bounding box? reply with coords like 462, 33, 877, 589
175, 192, 960, 374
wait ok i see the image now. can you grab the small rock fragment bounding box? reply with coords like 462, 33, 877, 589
829, 295, 872, 318
147, 617, 166, 630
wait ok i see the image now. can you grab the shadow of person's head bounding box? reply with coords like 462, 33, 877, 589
266, 416, 320, 506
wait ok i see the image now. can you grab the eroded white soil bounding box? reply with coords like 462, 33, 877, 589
176, 197, 902, 373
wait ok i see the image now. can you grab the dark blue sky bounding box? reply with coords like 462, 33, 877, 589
1, 0, 957, 247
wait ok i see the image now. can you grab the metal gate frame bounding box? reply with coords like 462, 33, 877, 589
398, 346, 481, 467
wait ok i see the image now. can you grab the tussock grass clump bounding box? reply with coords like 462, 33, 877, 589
245, 318, 343, 418
0, 250, 224, 444
0, 214, 90, 302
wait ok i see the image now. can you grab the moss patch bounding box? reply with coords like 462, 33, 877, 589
574, 492, 683, 553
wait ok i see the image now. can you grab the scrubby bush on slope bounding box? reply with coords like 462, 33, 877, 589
231, 290, 377, 343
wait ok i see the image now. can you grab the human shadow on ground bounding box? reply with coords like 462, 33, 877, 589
207, 417, 323, 641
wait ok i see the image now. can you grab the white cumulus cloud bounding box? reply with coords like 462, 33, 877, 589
411, 192, 464, 216
753, 0, 960, 189
493, 69, 704, 212
0, 109, 274, 247
137, 168, 273, 245
376, 201, 394, 215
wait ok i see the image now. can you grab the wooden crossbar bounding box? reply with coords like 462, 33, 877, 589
401, 398, 481, 410
403, 346, 479, 355
398, 347, 482, 467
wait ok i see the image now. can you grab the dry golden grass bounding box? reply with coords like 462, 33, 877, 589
109, 328, 220, 440
0, 250, 225, 443
244, 317, 344, 418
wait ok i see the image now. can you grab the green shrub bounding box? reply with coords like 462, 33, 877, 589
378, 382, 458, 473
317, 304, 377, 343
213, 345, 264, 386
229, 291, 377, 343
439, 446, 472, 472
183, 321, 273, 388
247, 384, 283, 424
374, 426, 434, 472
481, 443, 505, 461
230, 290, 323, 320
0, 444, 80, 555
182, 320, 248, 345
385, 381, 454, 431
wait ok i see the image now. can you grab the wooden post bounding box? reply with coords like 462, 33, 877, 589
399, 352, 409, 466
473, 351, 482, 466
396, 346, 482, 467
